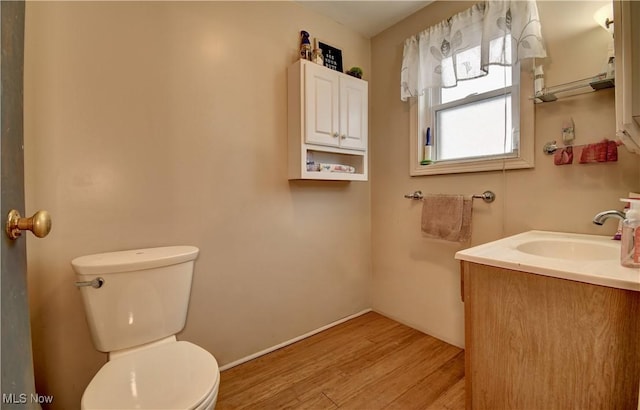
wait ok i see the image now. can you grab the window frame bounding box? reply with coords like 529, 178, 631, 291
409, 61, 535, 176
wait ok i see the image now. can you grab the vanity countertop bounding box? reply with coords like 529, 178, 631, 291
455, 230, 640, 291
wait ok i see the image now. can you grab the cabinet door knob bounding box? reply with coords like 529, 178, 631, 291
332, 132, 339, 138
341, 134, 347, 139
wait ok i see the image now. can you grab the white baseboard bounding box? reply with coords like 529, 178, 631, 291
219, 308, 372, 371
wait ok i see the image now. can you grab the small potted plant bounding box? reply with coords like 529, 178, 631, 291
346, 67, 363, 79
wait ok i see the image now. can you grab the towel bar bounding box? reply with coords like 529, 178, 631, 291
404, 190, 496, 203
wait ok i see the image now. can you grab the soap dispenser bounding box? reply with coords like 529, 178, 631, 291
620, 198, 640, 268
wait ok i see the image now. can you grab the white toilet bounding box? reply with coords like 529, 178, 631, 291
72, 246, 220, 410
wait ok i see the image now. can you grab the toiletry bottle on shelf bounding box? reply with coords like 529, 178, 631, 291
620, 198, 640, 268
312, 38, 324, 65
300, 31, 312, 61
312, 48, 323, 65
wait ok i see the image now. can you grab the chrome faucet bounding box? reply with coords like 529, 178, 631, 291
592, 210, 626, 225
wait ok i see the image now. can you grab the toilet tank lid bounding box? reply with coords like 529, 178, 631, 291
71, 246, 199, 276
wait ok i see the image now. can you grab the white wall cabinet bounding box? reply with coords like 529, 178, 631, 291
288, 59, 368, 181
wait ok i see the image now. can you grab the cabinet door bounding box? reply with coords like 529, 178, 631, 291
464, 262, 640, 409
339, 76, 368, 151
304, 62, 339, 147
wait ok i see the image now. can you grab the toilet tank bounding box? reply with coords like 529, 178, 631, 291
72, 246, 199, 353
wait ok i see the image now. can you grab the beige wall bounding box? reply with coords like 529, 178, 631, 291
370, 1, 640, 347
23, 0, 640, 407
24, 2, 371, 408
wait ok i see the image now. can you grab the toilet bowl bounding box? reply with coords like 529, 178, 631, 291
72, 246, 220, 409
82, 339, 219, 410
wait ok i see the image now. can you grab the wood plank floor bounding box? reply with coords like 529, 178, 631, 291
217, 312, 465, 409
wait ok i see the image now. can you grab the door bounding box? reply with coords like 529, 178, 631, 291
304, 61, 340, 147
1, 1, 40, 408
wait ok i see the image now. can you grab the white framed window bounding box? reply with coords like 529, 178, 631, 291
434, 50, 518, 162
422, 40, 520, 162
401, 1, 546, 176
410, 60, 535, 177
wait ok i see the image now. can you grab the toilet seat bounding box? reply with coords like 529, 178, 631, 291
81, 341, 220, 410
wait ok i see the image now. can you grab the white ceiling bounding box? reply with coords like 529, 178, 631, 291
295, 1, 432, 38
295, 1, 613, 40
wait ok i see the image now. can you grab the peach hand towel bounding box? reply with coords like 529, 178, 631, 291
421, 194, 472, 243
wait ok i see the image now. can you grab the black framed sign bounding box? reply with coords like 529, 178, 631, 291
319, 41, 343, 72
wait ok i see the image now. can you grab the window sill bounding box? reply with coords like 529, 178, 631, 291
409, 155, 533, 176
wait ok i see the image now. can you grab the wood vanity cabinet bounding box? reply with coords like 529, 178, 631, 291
461, 261, 640, 409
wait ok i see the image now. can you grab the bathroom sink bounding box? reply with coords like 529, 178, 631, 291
516, 239, 619, 261
455, 231, 639, 292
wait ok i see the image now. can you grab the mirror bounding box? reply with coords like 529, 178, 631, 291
536, 1, 613, 89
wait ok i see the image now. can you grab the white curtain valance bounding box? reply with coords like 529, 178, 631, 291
400, 0, 546, 101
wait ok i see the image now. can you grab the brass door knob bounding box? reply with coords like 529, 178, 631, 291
6, 209, 52, 240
